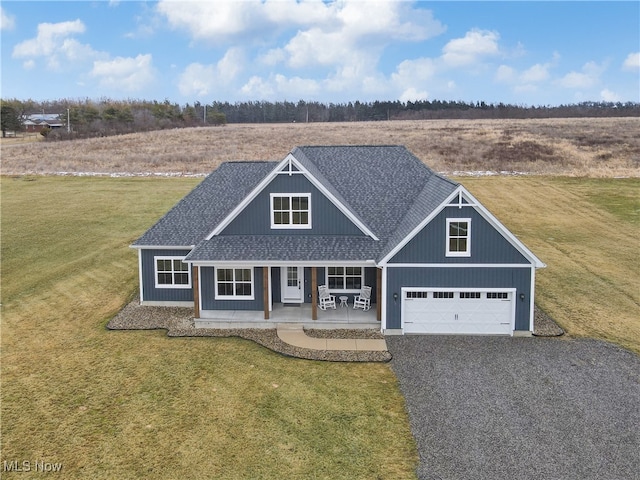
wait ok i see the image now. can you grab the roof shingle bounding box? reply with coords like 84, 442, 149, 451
133, 146, 460, 263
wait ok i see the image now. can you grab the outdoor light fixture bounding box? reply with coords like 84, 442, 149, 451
393, 293, 398, 301
519, 293, 526, 301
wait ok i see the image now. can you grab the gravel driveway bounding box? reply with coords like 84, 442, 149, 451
387, 336, 640, 480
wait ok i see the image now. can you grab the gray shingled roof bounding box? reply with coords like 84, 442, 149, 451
132, 162, 276, 246
133, 146, 460, 263
185, 235, 380, 262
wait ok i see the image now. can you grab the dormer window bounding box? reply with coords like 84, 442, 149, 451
446, 218, 471, 257
270, 193, 311, 229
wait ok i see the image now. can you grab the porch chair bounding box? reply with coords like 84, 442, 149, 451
318, 285, 336, 310
353, 286, 372, 311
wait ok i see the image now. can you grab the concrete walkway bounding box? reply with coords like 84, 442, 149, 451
276, 324, 388, 352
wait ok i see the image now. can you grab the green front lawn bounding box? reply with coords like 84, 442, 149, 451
1, 176, 417, 479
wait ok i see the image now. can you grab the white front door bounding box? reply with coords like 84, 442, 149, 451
281, 266, 304, 303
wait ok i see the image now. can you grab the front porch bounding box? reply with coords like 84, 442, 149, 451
195, 302, 379, 330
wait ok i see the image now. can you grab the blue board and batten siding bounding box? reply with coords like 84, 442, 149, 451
389, 206, 530, 264
220, 173, 365, 236
385, 205, 534, 331
140, 249, 194, 303
385, 267, 532, 330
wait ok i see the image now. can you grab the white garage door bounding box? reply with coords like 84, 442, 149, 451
402, 288, 515, 335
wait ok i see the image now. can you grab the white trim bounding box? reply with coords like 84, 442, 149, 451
381, 266, 387, 332
386, 263, 533, 268
270, 193, 312, 229
192, 260, 375, 268
447, 190, 478, 208
207, 153, 378, 240
379, 185, 546, 268
154, 256, 192, 289
140, 300, 194, 307
379, 188, 459, 264
214, 266, 255, 300
458, 186, 546, 268
198, 265, 203, 316
446, 217, 471, 257
529, 267, 536, 332
268, 267, 273, 312
138, 249, 144, 303
130, 244, 194, 250
401, 286, 517, 293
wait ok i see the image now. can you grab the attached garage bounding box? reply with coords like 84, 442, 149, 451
401, 288, 516, 335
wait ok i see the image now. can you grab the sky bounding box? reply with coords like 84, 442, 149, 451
1, 1, 638, 106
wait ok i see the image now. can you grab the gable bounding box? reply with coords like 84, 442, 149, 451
219, 172, 367, 236
208, 153, 377, 239
383, 186, 545, 267
388, 205, 530, 264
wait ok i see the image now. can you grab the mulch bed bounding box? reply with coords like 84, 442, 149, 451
107, 297, 563, 362
107, 298, 391, 362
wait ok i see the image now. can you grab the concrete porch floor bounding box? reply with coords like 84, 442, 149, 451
195, 303, 380, 330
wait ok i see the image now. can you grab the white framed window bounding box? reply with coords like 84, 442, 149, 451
487, 292, 509, 299
406, 291, 429, 299
270, 193, 311, 229
433, 291, 454, 299
460, 292, 481, 299
154, 257, 191, 289
446, 218, 471, 257
326, 266, 363, 292
215, 267, 254, 300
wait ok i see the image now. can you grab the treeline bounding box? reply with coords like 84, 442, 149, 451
212, 99, 640, 122
2, 97, 639, 140
1, 98, 226, 140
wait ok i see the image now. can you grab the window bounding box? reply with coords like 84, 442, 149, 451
460, 292, 481, 299
446, 218, 471, 257
271, 194, 311, 228
433, 291, 454, 299
406, 291, 429, 299
327, 266, 363, 291
215, 268, 254, 299
487, 292, 509, 299
155, 257, 191, 288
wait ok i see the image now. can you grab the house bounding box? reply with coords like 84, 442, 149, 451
22, 114, 64, 133
131, 146, 545, 335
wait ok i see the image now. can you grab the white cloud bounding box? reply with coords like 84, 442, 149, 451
12, 19, 99, 70
600, 89, 620, 102
622, 52, 639, 71
495, 65, 516, 83
13, 19, 85, 57
157, 0, 441, 46
178, 48, 244, 97
90, 54, 156, 92
274, 74, 321, 98
557, 61, 604, 89
399, 87, 429, 103
520, 63, 551, 83
391, 57, 437, 90
1, 6, 15, 30
240, 76, 275, 99
157, 1, 268, 43
441, 29, 500, 67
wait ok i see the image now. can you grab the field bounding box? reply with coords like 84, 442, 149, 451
2, 117, 639, 177
1, 118, 639, 478
1, 176, 417, 479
